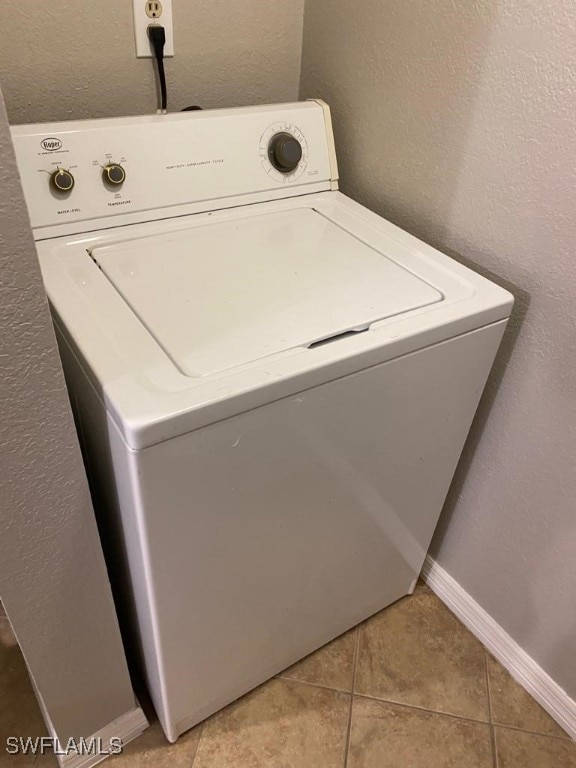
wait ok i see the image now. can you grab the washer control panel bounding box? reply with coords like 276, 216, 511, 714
11, 101, 336, 233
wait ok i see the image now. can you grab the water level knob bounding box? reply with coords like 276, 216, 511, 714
49, 168, 75, 193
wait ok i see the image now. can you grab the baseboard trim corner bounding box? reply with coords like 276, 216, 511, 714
422, 555, 576, 742
55, 705, 149, 768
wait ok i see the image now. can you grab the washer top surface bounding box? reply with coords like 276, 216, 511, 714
36, 191, 513, 448
91, 208, 442, 377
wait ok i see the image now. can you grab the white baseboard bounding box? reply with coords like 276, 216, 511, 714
53, 705, 149, 768
422, 555, 576, 741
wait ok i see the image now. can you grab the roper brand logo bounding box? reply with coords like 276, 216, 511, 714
40, 137, 63, 152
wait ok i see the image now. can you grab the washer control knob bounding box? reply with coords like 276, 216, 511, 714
49, 168, 75, 193
102, 163, 126, 187
268, 132, 302, 173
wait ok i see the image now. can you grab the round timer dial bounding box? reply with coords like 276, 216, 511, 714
268, 132, 303, 173
260, 123, 308, 183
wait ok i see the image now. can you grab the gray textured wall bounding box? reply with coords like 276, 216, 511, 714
0, 89, 138, 740
301, 0, 576, 699
0, 0, 303, 124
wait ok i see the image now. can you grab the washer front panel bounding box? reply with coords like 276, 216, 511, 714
99, 318, 508, 738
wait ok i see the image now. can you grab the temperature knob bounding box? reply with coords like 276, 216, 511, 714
49, 168, 75, 193
268, 132, 302, 173
102, 163, 126, 187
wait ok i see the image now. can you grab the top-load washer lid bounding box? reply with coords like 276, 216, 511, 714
90, 208, 443, 377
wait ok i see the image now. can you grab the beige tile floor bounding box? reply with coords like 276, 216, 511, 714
2, 585, 575, 767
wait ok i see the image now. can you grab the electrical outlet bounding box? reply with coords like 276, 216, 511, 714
145, 0, 162, 19
133, 0, 174, 57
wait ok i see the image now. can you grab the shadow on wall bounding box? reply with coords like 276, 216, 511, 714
301, 0, 501, 250
300, 0, 525, 529
431, 254, 529, 543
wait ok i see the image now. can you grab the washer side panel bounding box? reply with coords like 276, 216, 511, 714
56, 328, 174, 738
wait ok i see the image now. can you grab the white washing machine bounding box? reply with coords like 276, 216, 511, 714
12, 101, 513, 742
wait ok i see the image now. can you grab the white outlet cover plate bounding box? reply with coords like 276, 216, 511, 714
133, 0, 174, 57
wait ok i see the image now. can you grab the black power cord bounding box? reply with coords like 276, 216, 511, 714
148, 24, 167, 113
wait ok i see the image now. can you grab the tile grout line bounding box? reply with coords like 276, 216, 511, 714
276, 675, 353, 696
189, 721, 205, 767
277, 673, 500, 731
343, 626, 361, 768
489, 721, 576, 742
484, 648, 499, 768
353, 692, 492, 727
